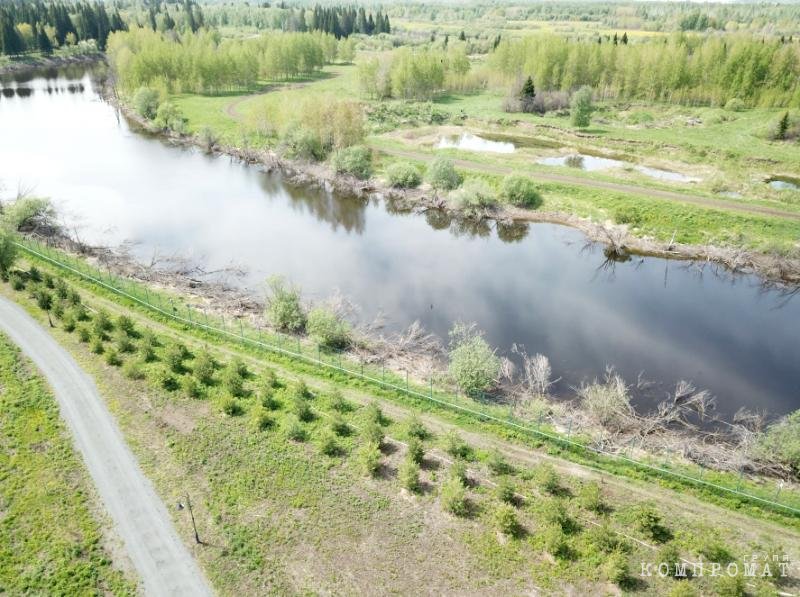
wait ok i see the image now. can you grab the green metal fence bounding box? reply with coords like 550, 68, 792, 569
13, 237, 800, 517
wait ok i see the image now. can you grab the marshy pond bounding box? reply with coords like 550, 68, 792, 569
2, 67, 799, 419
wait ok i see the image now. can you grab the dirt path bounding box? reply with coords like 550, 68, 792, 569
64, 281, 800, 552
376, 146, 800, 221
0, 295, 213, 597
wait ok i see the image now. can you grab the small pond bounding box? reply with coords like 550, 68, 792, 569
768, 177, 800, 191
437, 133, 516, 154
537, 153, 699, 183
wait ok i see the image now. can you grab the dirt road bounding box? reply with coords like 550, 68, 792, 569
0, 296, 213, 597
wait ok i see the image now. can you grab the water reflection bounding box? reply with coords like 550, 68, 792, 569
1, 66, 799, 419
438, 132, 516, 154
537, 153, 699, 183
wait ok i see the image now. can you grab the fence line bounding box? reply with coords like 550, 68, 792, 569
14, 238, 800, 517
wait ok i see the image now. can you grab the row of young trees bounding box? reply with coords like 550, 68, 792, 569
358, 46, 471, 101
108, 27, 348, 94
0, 0, 125, 55
488, 33, 800, 108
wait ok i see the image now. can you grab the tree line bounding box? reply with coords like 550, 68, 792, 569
202, 4, 389, 39
488, 33, 800, 108
0, 0, 125, 55
358, 45, 471, 101
107, 27, 348, 94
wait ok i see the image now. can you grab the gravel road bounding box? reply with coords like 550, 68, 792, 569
0, 296, 213, 597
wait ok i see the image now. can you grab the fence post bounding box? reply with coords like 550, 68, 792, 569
318, 345, 321, 364
239, 319, 244, 341
405, 370, 409, 393
736, 468, 744, 492
430, 377, 433, 399
537, 412, 543, 430
567, 417, 572, 439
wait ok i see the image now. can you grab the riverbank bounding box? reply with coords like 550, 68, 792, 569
0, 52, 104, 77
111, 89, 800, 287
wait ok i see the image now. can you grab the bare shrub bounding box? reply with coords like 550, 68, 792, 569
577, 368, 634, 432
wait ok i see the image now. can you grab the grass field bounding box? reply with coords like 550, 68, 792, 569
2, 247, 798, 595
166, 59, 800, 257
0, 332, 135, 595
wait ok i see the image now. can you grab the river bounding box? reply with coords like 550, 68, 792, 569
1, 65, 798, 419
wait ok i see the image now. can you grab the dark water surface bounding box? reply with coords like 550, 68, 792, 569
2, 67, 798, 418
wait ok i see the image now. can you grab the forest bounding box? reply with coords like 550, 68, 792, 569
488, 33, 800, 107
107, 27, 350, 93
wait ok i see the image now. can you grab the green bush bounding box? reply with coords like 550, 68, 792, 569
493, 503, 519, 536
153, 101, 187, 133
666, 582, 699, 597
363, 401, 386, 426
386, 161, 422, 188
331, 145, 373, 179
440, 476, 468, 516
9, 272, 25, 291
122, 360, 145, 380
288, 379, 312, 401
448, 323, 500, 395
406, 437, 424, 464
443, 430, 472, 459
221, 364, 245, 398
116, 315, 136, 336
258, 368, 278, 391
724, 97, 746, 112
535, 463, 560, 494
330, 413, 351, 437
132, 87, 160, 119
163, 342, 188, 374
449, 460, 468, 486
328, 389, 353, 413
755, 410, 800, 474
714, 574, 745, 597
114, 330, 134, 354
104, 349, 122, 367
356, 440, 382, 476
280, 126, 325, 161
90, 337, 104, 355
500, 174, 542, 208
570, 85, 594, 128
577, 480, 603, 512
362, 421, 384, 446
307, 307, 351, 349
265, 275, 306, 333
495, 478, 516, 504
487, 448, 511, 474
150, 366, 178, 392
193, 350, 215, 385
220, 397, 243, 417
181, 375, 202, 399
91, 309, 112, 339
450, 179, 496, 209
426, 157, 463, 191
77, 326, 91, 343
291, 397, 314, 422
601, 551, 629, 585
542, 524, 568, 558
283, 415, 307, 441
405, 414, 429, 440
62, 314, 76, 333
631, 503, 671, 542
250, 407, 274, 432
317, 430, 341, 456
399, 456, 421, 493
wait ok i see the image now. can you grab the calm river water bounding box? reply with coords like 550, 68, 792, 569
1, 66, 798, 418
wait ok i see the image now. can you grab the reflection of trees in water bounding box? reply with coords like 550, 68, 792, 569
565, 154, 585, 169
262, 174, 367, 234
496, 220, 529, 243
450, 218, 491, 239
424, 209, 452, 230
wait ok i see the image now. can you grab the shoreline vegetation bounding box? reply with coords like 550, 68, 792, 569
9, 193, 800, 497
